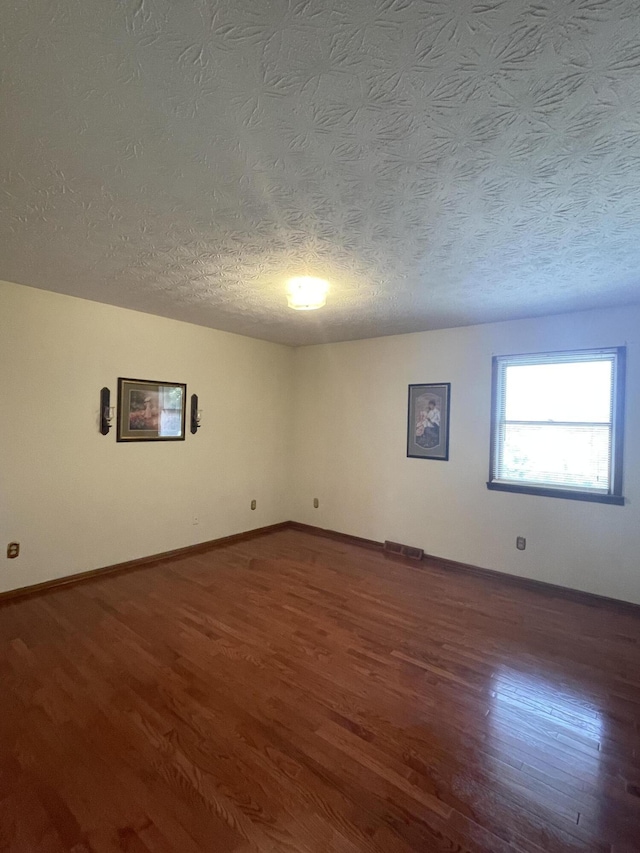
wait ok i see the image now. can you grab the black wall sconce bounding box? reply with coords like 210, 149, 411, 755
190, 394, 202, 434
100, 387, 115, 435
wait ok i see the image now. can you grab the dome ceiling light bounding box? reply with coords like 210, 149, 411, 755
286, 276, 329, 310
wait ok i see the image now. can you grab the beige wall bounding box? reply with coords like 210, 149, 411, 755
0, 280, 293, 593
291, 305, 640, 605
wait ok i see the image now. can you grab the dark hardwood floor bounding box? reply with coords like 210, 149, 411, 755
1, 529, 639, 852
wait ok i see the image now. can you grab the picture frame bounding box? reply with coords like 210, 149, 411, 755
407, 383, 451, 461
117, 378, 187, 442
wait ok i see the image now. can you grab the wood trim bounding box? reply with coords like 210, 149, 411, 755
3, 519, 638, 617
287, 521, 384, 552
422, 551, 640, 616
0, 522, 290, 605
290, 523, 640, 615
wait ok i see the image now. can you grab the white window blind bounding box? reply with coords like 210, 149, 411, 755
490, 348, 625, 502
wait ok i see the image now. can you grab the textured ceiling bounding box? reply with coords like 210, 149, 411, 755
2, 0, 640, 346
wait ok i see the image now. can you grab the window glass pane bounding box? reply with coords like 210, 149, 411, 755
159, 386, 183, 437
500, 423, 611, 490
504, 361, 612, 423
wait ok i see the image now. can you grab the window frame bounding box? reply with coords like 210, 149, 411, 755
487, 347, 626, 505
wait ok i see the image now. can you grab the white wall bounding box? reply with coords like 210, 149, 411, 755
291, 305, 640, 605
0, 280, 293, 593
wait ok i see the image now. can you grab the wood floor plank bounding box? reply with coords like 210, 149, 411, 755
1, 529, 639, 851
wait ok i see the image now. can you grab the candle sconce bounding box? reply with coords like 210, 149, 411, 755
100, 387, 115, 435
190, 394, 202, 434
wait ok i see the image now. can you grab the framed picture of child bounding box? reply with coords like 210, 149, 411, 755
407, 383, 451, 460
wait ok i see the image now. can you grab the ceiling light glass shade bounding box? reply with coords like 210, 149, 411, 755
286, 276, 329, 310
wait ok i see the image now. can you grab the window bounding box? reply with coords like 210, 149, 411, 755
488, 348, 625, 505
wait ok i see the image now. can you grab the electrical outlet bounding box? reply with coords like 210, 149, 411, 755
7, 542, 19, 559
313, 498, 319, 508
251, 499, 257, 510
516, 536, 526, 551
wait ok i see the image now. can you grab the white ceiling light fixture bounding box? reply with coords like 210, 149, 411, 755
286, 276, 330, 310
